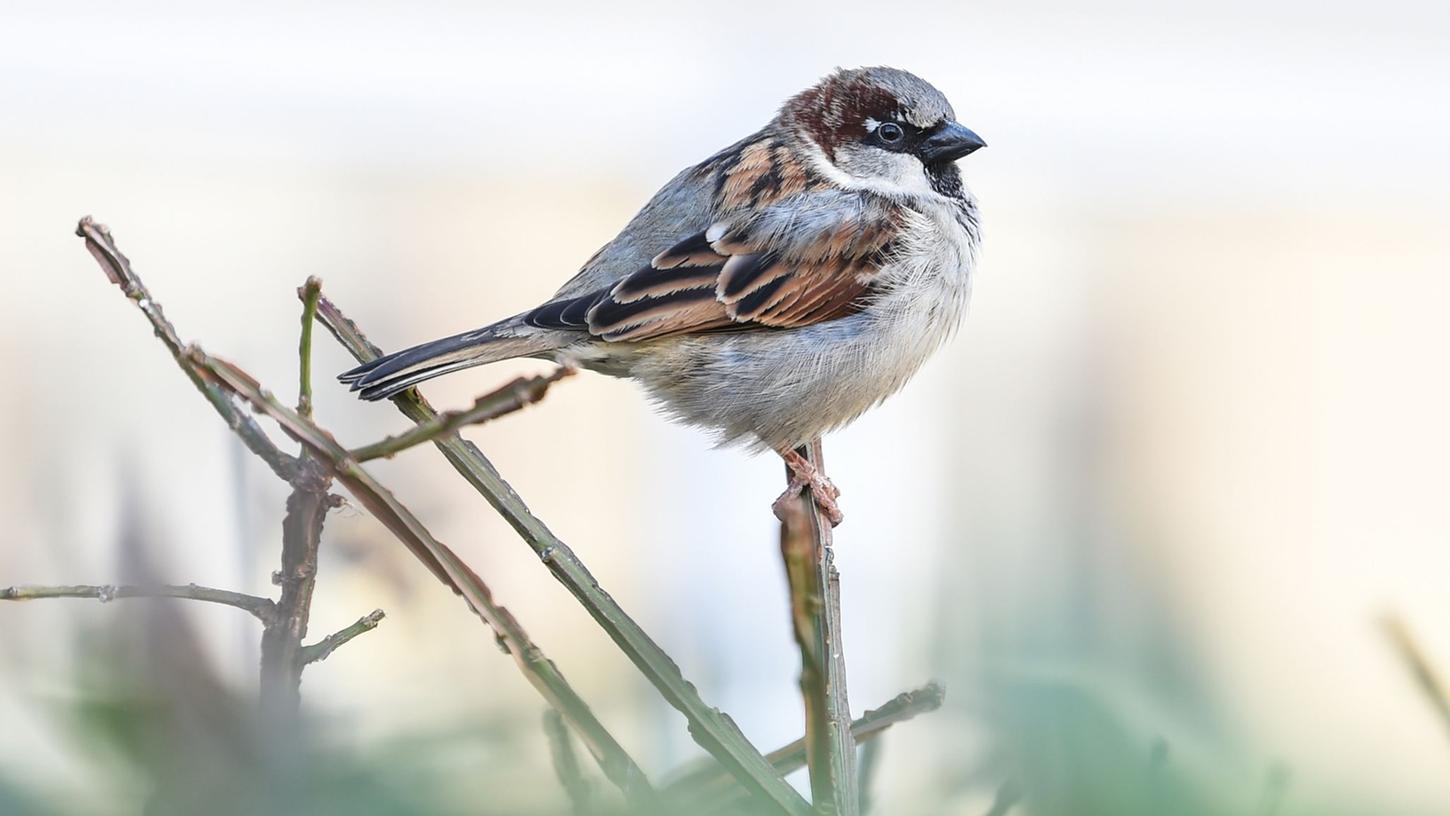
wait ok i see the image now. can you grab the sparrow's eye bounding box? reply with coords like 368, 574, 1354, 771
878, 122, 904, 143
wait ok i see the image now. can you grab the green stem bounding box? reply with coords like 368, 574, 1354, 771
298, 277, 322, 417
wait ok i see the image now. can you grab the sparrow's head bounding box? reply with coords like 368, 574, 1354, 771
783, 67, 985, 197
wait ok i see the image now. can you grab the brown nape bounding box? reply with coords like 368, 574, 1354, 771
786, 73, 903, 155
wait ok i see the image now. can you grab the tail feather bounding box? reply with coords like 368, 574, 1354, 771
341, 320, 566, 401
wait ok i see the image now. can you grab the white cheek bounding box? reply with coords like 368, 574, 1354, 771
877, 153, 934, 196
804, 142, 935, 200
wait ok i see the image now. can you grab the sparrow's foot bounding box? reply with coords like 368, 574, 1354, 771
773, 448, 844, 526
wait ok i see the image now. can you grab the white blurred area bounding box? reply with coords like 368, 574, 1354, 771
2, 0, 1450, 812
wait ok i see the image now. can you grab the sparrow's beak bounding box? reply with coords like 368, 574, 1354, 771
919, 121, 987, 164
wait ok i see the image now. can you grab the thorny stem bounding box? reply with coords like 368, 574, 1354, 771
299, 609, 386, 665
0, 583, 276, 622
349, 369, 573, 462
314, 295, 810, 816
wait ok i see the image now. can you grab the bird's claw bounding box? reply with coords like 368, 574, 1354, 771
774, 449, 844, 526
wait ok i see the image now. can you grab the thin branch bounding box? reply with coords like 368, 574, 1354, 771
186, 345, 659, 810
665, 683, 945, 805
258, 457, 330, 720
781, 440, 857, 814
349, 368, 573, 462
300, 609, 385, 665
1381, 614, 1450, 745
1, 583, 275, 623
316, 295, 811, 816
544, 709, 595, 815
258, 278, 336, 720
298, 276, 322, 418
75, 216, 297, 482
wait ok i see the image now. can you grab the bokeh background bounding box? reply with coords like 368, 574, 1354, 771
3, 1, 1449, 813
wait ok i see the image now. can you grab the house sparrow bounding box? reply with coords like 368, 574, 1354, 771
341, 66, 984, 524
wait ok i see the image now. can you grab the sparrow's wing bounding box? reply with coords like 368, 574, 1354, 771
526, 191, 903, 342
547, 144, 738, 301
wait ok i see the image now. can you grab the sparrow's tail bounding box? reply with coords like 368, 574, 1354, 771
339, 319, 567, 401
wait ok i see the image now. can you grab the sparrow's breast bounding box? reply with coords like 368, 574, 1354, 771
619, 198, 978, 451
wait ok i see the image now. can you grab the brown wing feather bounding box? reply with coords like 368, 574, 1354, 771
525, 174, 904, 342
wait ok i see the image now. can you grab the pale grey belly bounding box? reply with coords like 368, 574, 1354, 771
570, 308, 939, 451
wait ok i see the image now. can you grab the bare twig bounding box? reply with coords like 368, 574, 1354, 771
780, 439, 857, 814
316, 295, 811, 816
1381, 614, 1450, 745
1, 583, 275, 623
349, 368, 573, 462
76, 216, 297, 482
258, 279, 336, 719
300, 609, 386, 665
664, 683, 945, 805
544, 709, 595, 815
186, 347, 659, 809
259, 457, 332, 716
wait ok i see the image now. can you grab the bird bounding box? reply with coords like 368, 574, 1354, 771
341, 66, 984, 525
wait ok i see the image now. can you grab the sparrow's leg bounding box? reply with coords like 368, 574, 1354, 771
772, 447, 844, 526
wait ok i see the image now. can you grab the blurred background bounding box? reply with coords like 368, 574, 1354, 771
3, 1, 1449, 813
